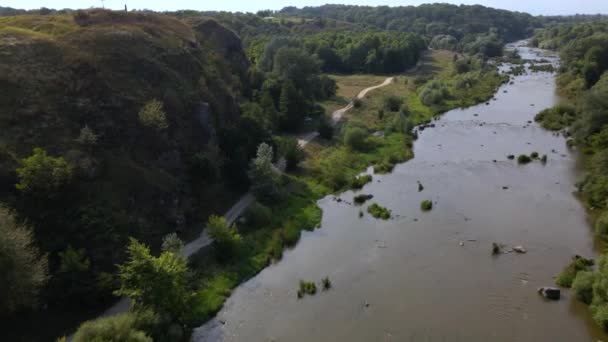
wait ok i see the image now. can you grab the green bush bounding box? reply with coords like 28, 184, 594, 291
556, 256, 593, 288
207, 215, 242, 260
596, 211, 608, 238
344, 125, 368, 151
245, 201, 273, 229
373, 159, 395, 174
383, 95, 402, 112
353, 98, 362, 108
351, 174, 372, 189
572, 271, 595, 304
534, 104, 576, 131
73, 313, 152, 342
530, 151, 539, 159
367, 203, 391, 220
517, 154, 532, 164
419, 80, 450, 106
421, 200, 433, 211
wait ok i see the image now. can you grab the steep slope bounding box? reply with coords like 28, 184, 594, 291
0, 9, 253, 339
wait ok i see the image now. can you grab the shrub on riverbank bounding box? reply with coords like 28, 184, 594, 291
572, 271, 595, 304
595, 211, 608, 238
367, 203, 391, 220
556, 256, 593, 288
344, 125, 368, 151
351, 174, 372, 189
244, 201, 273, 229
421, 200, 433, 211
534, 105, 576, 131
72, 312, 152, 342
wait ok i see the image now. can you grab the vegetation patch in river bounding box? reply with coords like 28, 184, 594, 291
354, 194, 374, 205
420, 200, 433, 212
297, 280, 318, 298
367, 203, 392, 220
517, 154, 532, 164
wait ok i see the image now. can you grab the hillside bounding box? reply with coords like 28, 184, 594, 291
0, 10, 260, 339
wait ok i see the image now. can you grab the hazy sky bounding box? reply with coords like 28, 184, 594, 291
4, 0, 608, 15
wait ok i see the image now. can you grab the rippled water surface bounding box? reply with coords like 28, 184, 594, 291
193, 42, 607, 342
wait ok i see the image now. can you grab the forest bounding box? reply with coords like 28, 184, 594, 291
1, 3, 608, 341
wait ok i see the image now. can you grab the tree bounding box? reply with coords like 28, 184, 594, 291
76, 125, 99, 147
248, 142, 281, 200
72, 312, 152, 342
161, 233, 184, 254
115, 238, 190, 322
207, 215, 242, 260
278, 79, 305, 131
318, 116, 334, 140
277, 137, 305, 171
0, 206, 48, 314
138, 99, 169, 131
16, 148, 72, 197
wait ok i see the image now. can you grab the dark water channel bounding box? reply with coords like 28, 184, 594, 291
193, 42, 607, 342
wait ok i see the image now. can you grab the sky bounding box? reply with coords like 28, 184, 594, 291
3, 0, 608, 16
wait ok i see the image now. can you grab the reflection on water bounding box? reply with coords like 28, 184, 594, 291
193, 42, 607, 342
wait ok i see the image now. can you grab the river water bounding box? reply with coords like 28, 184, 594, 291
193, 42, 607, 341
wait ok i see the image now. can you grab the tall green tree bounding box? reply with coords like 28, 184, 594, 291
0, 206, 48, 314
278, 80, 305, 131
115, 238, 190, 323
247, 142, 281, 200
16, 148, 72, 197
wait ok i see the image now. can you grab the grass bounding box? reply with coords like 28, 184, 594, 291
328, 74, 388, 99
367, 203, 391, 220
420, 200, 433, 212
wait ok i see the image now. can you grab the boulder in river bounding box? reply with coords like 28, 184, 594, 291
538, 287, 560, 300
513, 246, 527, 254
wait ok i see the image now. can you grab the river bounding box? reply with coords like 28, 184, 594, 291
192, 42, 607, 341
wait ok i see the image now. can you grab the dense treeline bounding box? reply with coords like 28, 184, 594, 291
300, 32, 426, 73
532, 22, 608, 331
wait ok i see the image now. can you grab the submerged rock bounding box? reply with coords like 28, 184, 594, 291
513, 246, 527, 254
538, 287, 560, 300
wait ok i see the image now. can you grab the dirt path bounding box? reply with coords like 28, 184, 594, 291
297, 77, 393, 147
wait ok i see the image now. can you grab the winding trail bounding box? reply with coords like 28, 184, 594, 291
70, 76, 394, 337
297, 77, 394, 147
